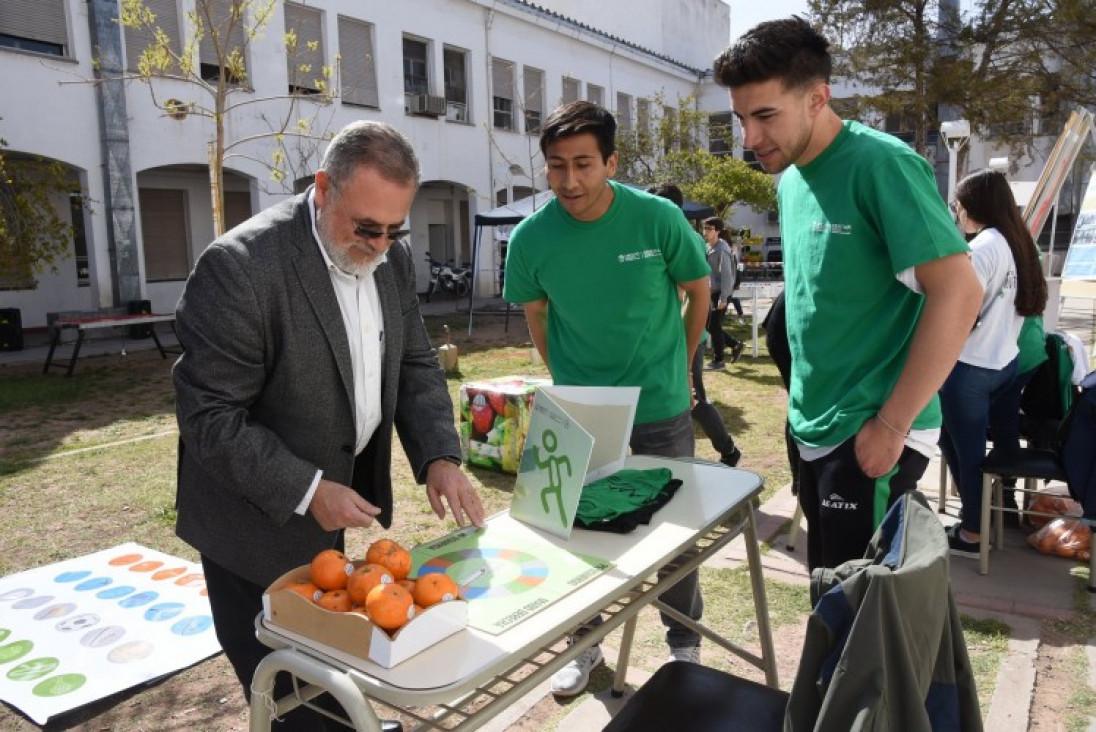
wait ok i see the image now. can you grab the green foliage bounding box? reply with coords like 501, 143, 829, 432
0, 137, 83, 283
614, 94, 776, 219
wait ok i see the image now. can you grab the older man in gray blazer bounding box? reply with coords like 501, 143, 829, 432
173, 121, 484, 730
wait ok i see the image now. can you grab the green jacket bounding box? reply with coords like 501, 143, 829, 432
785, 493, 983, 731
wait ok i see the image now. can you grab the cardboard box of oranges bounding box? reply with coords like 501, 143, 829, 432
262, 543, 468, 668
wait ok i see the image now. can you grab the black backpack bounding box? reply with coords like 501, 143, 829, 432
1020, 333, 1077, 448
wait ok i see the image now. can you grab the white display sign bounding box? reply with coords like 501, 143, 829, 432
0, 543, 221, 724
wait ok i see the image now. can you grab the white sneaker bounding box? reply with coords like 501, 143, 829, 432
551, 643, 604, 697
667, 645, 701, 664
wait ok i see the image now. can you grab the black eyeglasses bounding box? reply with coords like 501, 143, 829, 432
352, 224, 410, 242
948, 201, 958, 215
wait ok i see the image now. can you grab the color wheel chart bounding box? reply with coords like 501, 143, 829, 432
410, 525, 612, 635
0, 542, 221, 725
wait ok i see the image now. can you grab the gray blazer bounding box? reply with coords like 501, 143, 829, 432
173, 192, 460, 588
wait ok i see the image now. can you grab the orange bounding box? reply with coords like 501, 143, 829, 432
365, 539, 413, 581
412, 573, 459, 607
365, 583, 414, 631
346, 563, 393, 606
317, 589, 352, 613
396, 579, 417, 594
283, 580, 322, 603
310, 549, 353, 591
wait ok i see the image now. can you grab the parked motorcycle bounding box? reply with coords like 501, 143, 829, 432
425, 255, 472, 301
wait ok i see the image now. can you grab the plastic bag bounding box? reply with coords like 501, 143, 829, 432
1026, 517, 1092, 561
1026, 493, 1083, 529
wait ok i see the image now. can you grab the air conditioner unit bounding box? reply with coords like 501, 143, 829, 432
409, 93, 446, 117
447, 102, 468, 123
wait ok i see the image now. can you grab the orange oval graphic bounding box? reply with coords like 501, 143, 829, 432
108, 554, 142, 567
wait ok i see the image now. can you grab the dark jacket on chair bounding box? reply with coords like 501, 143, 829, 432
786, 493, 983, 731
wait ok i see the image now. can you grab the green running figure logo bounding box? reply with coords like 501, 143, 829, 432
534, 429, 572, 528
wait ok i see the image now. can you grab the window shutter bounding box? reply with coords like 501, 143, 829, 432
0, 0, 67, 48
125, 0, 181, 72
284, 2, 324, 91
198, 0, 246, 70
139, 188, 191, 282
338, 17, 377, 106
223, 191, 252, 231
492, 58, 513, 100
523, 67, 542, 113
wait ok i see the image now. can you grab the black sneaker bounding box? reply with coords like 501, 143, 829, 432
730, 341, 745, 364
720, 446, 742, 467
705, 360, 726, 371
946, 523, 979, 558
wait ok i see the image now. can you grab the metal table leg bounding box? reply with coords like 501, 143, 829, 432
743, 502, 779, 687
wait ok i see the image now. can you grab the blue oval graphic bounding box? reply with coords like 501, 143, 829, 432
143, 603, 184, 622
118, 591, 158, 608
53, 571, 91, 584
170, 616, 213, 636
96, 586, 136, 600
74, 577, 112, 592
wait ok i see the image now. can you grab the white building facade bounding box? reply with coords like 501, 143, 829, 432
0, 0, 730, 328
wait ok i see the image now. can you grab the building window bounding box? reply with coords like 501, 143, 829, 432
708, 112, 734, 155
138, 188, 191, 282
587, 84, 604, 107
492, 58, 515, 131
662, 105, 678, 154
443, 47, 469, 123
523, 66, 544, 134
223, 190, 252, 231
71, 194, 89, 287
616, 92, 633, 131
284, 2, 324, 95
338, 16, 378, 108
743, 149, 762, 171
637, 98, 651, 135
0, 0, 68, 57
197, 0, 248, 85
562, 76, 580, 105
403, 37, 429, 96
124, 0, 180, 72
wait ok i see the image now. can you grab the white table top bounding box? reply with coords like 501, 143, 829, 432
258, 455, 763, 697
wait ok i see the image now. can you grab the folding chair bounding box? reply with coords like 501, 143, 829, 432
604, 492, 982, 732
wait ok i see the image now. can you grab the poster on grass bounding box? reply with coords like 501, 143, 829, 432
0, 542, 221, 725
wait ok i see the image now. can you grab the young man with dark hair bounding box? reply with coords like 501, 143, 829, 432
713, 17, 982, 570
504, 101, 711, 696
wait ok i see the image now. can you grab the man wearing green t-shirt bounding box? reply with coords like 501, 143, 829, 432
714, 18, 982, 570
504, 101, 710, 696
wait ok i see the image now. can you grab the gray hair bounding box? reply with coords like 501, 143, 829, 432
320, 121, 420, 189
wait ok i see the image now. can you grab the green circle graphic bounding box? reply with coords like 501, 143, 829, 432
0, 628, 9, 643
33, 673, 86, 697
8, 657, 59, 681
0, 640, 33, 664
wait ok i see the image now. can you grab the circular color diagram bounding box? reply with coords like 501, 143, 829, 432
96, 585, 136, 600
108, 640, 154, 663
7, 657, 59, 681
53, 570, 91, 584
171, 616, 213, 636
417, 547, 549, 600
33, 673, 86, 697
81, 626, 126, 648
33, 604, 75, 621
56, 614, 100, 632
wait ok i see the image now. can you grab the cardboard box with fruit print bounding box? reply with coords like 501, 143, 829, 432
459, 375, 550, 473
262, 542, 467, 668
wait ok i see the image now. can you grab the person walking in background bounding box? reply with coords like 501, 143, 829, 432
173, 121, 485, 730
702, 216, 746, 369
505, 101, 711, 696
728, 232, 746, 324
649, 184, 742, 468
940, 169, 1048, 557
714, 17, 982, 570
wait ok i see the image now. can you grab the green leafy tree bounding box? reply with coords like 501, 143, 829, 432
0, 137, 85, 286
615, 94, 776, 219
118, 0, 338, 235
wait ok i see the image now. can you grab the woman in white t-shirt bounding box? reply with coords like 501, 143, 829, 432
940, 169, 1048, 557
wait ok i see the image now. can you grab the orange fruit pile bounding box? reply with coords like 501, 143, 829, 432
285, 539, 453, 635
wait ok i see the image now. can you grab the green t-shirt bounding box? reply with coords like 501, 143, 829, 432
1016, 315, 1048, 375
503, 182, 709, 424
779, 121, 969, 447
